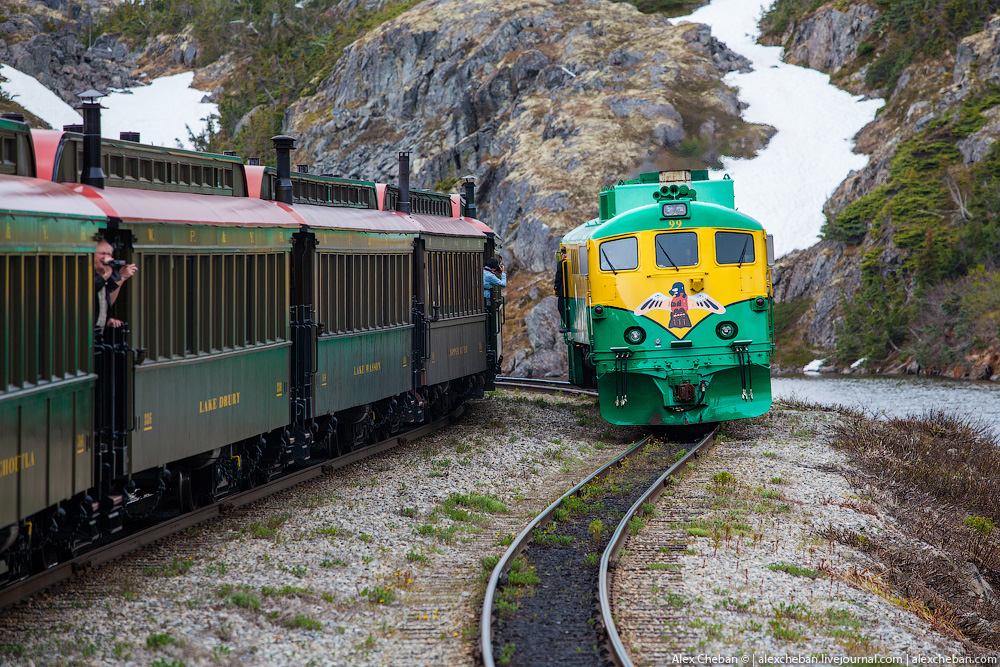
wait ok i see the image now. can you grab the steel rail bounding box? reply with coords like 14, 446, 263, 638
480, 434, 652, 667
598, 425, 718, 667
0, 407, 462, 611
495, 376, 574, 387
494, 376, 597, 397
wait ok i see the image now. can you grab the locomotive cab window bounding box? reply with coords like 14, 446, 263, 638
654, 232, 698, 268
715, 231, 756, 265
599, 236, 638, 272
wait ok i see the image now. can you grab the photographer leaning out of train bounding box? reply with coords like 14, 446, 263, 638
483, 257, 507, 305
94, 239, 137, 329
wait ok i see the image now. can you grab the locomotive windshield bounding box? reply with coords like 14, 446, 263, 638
599, 236, 638, 272
715, 231, 755, 265
655, 232, 698, 268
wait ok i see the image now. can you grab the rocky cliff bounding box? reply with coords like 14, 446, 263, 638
0, 0, 141, 114
763, 1, 1000, 381
286, 0, 772, 376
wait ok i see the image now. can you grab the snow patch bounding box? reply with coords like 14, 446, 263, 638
0, 64, 82, 128
850, 357, 867, 369
803, 358, 826, 372
0, 67, 217, 150
672, 0, 884, 257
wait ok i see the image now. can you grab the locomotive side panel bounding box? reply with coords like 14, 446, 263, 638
131, 346, 291, 470
316, 329, 413, 413
0, 385, 93, 526
426, 316, 489, 385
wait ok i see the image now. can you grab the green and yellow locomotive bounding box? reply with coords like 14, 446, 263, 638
557, 170, 774, 426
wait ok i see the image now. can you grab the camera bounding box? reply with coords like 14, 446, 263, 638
105, 259, 126, 269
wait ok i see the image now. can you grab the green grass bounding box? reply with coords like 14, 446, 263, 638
284, 614, 322, 630
406, 550, 431, 564
247, 512, 291, 539
768, 562, 822, 579
532, 527, 574, 546
261, 585, 310, 597
506, 557, 540, 586
146, 633, 175, 649
769, 618, 805, 642
711, 471, 737, 485
228, 591, 261, 609
362, 585, 395, 604
143, 556, 194, 577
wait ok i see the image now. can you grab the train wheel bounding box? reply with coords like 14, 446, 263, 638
177, 471, 196, 514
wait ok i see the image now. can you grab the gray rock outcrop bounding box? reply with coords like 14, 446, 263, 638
509, 296, 567, 378
287, 0, 772, 376
0, 2, 141, 107
769, 3, 879, 76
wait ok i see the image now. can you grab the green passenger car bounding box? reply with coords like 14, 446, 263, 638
0, 170, 106, 538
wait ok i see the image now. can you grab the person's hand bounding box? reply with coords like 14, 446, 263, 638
108, 318, 123, 328
120, 263, 138, 280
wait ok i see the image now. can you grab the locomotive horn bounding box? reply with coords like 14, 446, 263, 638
78, 89, 107, 189
272, 135, 296, 205
397, 151, 411, 214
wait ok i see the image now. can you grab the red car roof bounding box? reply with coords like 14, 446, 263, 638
66, 184, 304, 227
0, 174, 106, 218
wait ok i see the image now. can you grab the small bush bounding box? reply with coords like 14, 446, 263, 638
711, 471, 736, 485
228, 592, 261, 609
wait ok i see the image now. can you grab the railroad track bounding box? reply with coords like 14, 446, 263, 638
0, 408, 463, 611
480, 424, 716, 667
494, 376, 598, 397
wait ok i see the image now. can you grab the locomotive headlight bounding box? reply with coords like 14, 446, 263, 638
624, 327, 646, 345
716, 321, 738, 339
661, 202, 688, 218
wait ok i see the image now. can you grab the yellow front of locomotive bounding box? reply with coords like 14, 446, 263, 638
560, 172, 774, 426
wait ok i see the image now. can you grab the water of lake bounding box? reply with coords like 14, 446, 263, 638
772, 373, 1000, 436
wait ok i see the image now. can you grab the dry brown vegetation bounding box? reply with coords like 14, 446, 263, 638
827, 410, 1000, 651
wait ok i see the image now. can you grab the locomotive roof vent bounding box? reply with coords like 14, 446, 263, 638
222, 150, 238, 157
658, 170, 691, 185
1, 112, 25, 122
119, 131, 140, 142
297, 164, 308, 173
248, 157, 261, 166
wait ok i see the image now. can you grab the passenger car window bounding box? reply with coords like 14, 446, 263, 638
716, 231, 755, 265
655, 232, 698, 268
599, 236, 638, 272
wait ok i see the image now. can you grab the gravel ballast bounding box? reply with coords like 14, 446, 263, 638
0, 396, 985, 666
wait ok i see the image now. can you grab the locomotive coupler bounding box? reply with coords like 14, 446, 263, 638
675, 381, 697, 402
